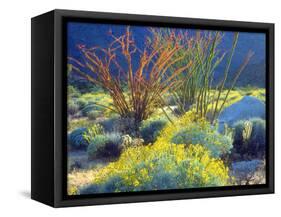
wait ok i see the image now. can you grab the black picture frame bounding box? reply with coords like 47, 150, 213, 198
31, 9, 274, 207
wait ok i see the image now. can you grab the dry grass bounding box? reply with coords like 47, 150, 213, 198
68, 169, 99, 195
68, 151, 108, 195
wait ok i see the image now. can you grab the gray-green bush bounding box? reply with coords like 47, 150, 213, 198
232, 118, 266, 160
87, 110, 100, 120
97, 116, 119, 132
171, 122, 233, 158
68, 127, 88, 150
140, 119, 168, 144
87, 133, 122, 160
68, 100, 79, 115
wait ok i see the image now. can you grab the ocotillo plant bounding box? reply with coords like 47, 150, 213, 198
152, 30, 225, 115
193, 31, 224, 119
68, 27, 192, 135
194, 32, 253, 122
154, 30, 253, 123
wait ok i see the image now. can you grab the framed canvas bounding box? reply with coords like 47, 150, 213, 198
31, 9, 274, 207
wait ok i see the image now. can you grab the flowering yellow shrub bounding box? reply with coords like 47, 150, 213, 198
70, 111, 231, 195
155, 110, 233, 157
76, 143, 229, 194
154, 110, 200, 146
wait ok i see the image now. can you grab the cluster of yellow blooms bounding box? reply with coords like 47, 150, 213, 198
154, 110, 201, 145
72, 111, 230, 194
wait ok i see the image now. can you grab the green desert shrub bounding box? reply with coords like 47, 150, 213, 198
76, 98, 102, 117
68, 124, 104, 150
97, 116, 119, 132
68, 100, 79, 115
232, 118, 266, 159
117, 117, 137, 136
82, 124, 104, 143
87, 135, 107, 158
171, 121, 233, 158
87, 133, 122, 160
140, 118, 168, 144
67, 118, 94, 132
80, 104, 96, 116
68, 127, 88, 150
87, 110, 100, 120
147, 171, 178, 190
68, 85, 80, 98
76, 98, 88, 108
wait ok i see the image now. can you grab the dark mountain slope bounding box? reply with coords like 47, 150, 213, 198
67, 22, 266, 88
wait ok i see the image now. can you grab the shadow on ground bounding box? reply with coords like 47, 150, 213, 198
19, 191, 31, 198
